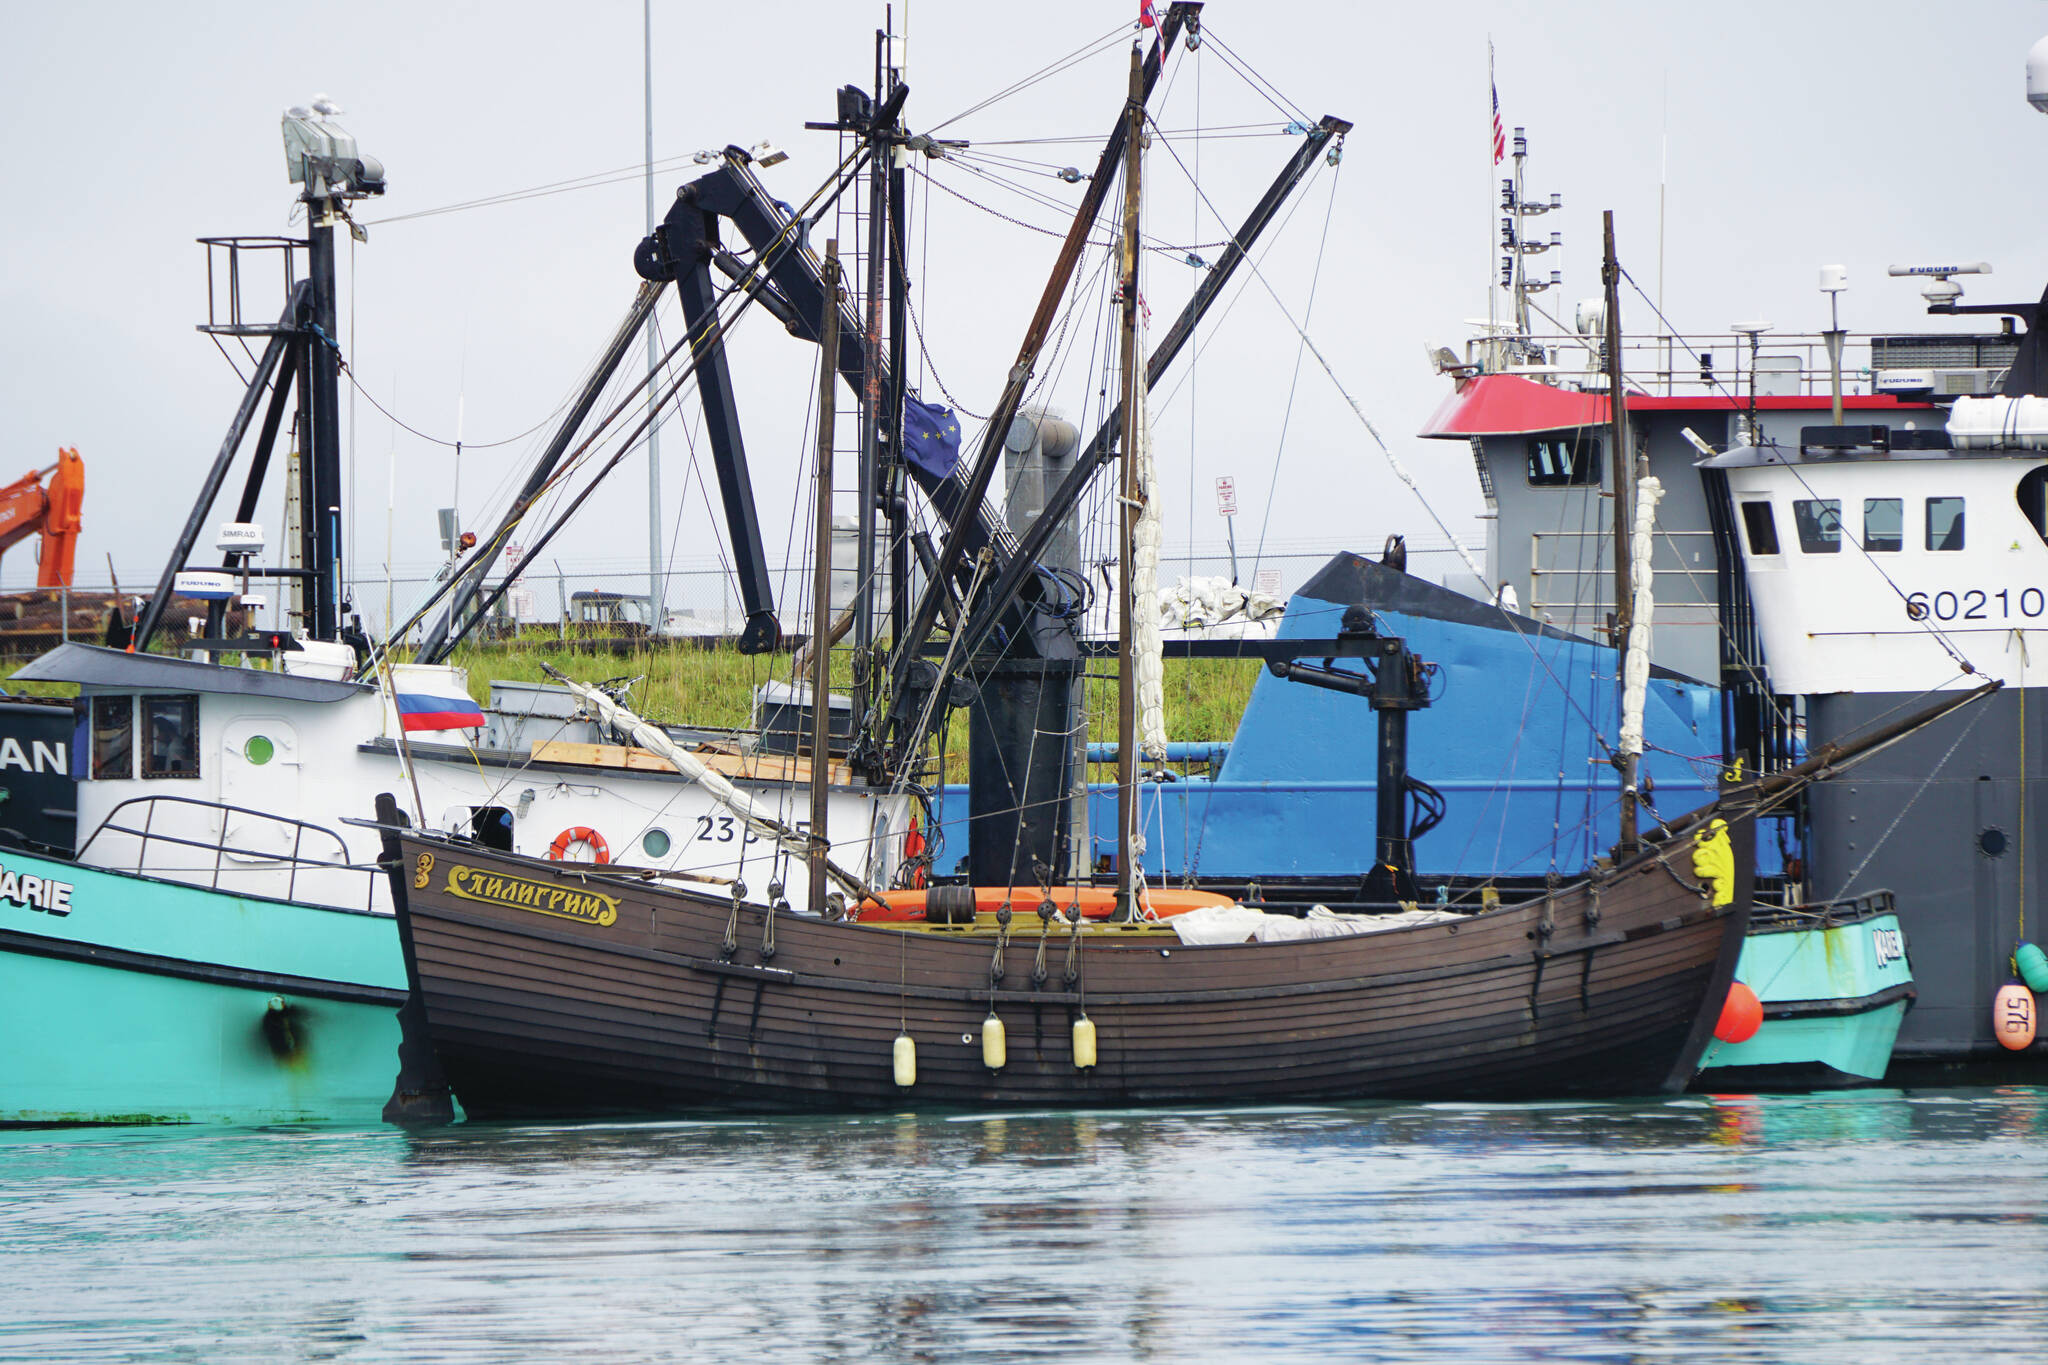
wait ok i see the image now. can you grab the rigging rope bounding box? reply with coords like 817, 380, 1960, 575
1614, 264, 1986, 680
1144, 128, 1492, 590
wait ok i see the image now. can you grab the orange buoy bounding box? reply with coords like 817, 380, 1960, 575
858, 884, 1234, 922
547, 826, 610, 864
1713, 981, 1763, 1044
1993, 982, 2037, 1051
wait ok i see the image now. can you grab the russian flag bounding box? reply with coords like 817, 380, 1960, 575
395, 691, 485, 733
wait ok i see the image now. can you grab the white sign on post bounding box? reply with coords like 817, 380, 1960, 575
503, 542, 524, 582
1214, 476, 1237, 517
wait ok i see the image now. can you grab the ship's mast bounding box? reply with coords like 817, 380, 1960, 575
1603, 210, 1638, 856
1114, 44, 1145, 922
133, 105, 382, 655
853, 26, 893, 731
809, 242, 842, 914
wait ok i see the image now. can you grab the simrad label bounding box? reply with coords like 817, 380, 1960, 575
445, 865, 618, 927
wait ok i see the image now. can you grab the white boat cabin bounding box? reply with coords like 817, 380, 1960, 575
1706, 410, 2048, 695
17, 644, 906, 914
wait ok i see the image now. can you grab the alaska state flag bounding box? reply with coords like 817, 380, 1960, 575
395, 690, 485, 732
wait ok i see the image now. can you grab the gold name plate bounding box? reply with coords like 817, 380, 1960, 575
446, 865, 619, 927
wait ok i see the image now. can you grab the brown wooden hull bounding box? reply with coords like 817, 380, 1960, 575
390, 816, 1751, 1116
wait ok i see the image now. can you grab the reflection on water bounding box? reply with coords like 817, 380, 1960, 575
2, 1089, 2045, 1362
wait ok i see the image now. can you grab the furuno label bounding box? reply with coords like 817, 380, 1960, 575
1872, 926, 1905, 968
446, 866, 618, 927
0, 862, 74, 917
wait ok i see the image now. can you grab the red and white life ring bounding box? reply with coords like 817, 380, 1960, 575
547, 826, 610, 864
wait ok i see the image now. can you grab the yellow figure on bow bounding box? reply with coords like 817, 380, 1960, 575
1692, 819, 1735, 907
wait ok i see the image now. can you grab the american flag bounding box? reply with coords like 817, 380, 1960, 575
1139, 0, 1157, 29
1491, 74, 1506, 165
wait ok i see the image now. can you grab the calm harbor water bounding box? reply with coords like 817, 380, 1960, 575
3, 1089, 2045, 1363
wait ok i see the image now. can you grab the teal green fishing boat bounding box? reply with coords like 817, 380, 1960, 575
1697, 895, 1915, 1089
0, 846, 407, 1125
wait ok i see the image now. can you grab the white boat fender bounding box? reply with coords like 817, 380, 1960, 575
982, 1012, 1007, 1070
1072, 1014, 1097, 1069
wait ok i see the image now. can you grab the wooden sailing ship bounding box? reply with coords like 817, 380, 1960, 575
372, 8, 1992, 1116
384, 802, 1752, 1114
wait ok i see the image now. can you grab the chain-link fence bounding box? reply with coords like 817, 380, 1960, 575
365, 543, 1473, 647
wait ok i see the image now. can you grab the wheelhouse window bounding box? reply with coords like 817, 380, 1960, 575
91, 696, 134, 781
2020, 467, 2048, 546
1526, 436, 1600, 487
1862, 498, 1903, 552
1739, 502, 1781, 555
1792, 499, 1842, 554
140, 695, 200, 780
1926, 497, 1965, 551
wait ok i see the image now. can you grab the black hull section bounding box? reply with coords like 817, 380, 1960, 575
1806, 687, 2047, 1069
391, 809, 1753, 1116
0, 696, 76, 856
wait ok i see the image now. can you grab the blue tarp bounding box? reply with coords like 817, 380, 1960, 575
931, 561, 1782, 883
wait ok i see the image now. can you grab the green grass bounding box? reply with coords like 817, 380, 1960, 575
5, 639, 1264, 773
449, 641, 1262, 772
0, 672, 75, 700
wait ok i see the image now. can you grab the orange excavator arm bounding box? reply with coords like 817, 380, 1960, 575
0, 448, 85, 588
37, 447, 83, 588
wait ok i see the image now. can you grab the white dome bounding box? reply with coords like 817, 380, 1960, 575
2027, 34, 2048, 112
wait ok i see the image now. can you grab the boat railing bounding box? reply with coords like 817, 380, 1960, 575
1751, 889, 1897, 931
1467, 328, 2019, 402
1529, 529, 1720, 620
196, 235, 303, 339
76, 794, 378, 910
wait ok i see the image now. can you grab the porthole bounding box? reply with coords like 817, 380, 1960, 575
643, 827, 672, 858
243, 735, 275, 766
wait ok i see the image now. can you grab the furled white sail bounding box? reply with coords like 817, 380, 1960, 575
1617, 475, 1665, 758
1132, 327, 1168, 763
544, 668, 872, 900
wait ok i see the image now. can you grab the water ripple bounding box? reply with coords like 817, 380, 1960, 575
2, 1089, 2044, 1362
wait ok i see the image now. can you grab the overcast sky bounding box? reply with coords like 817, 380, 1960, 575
5, 1, 2047, 624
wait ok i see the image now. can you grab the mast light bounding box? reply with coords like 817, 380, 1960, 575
280, 101, 384, 198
